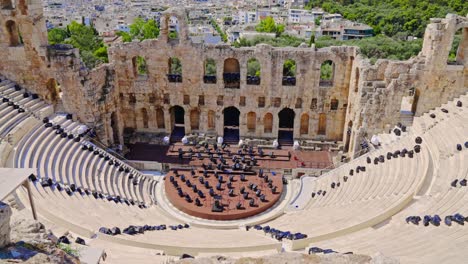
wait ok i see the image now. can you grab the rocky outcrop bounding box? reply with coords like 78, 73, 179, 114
0, 201, 12, 248
170, 252, 399, 264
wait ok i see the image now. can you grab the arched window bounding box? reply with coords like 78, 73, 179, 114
204, 59, 217, 84
282, 59, 296, 86
300, 113, 309, 135
310, 98, 317, 110
156, 108, 165, 129
247, 58, 261, 85
247, 112, 256, 132
168, 57, 182, 83
223, 58, 240, 88
208, 110, 215, 130
320, 60, 335, 87
6, 20, 21, 47
190, 109, 200, 130
318, 113, 327, 135
132, 56, 147, 77
168, 16, 179, 41
1, 0, 13, 9
264, 113, 273, 133
141, 108, 149, 128
330, 99, 339, 110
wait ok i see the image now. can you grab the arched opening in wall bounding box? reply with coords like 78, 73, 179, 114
170, 105, 185, 140
45, 78, 60, 102
207, 110, 215, 130
264, 113, 273, 134
330, 99, 339, 111
141, 108, 149, 128
282, 59, 296, 86
318, 113, 327, 135
204, 58, 217, 84
168, 16, 179, 41
320, 60, 335, 87
247, 112, 256, 132
223, 106, 240, 143
345, 120, 353, 152
300, 113, 309, 135
132, 56, 147, 77
354, 68, 360, 93
190, 109, 200, 130
448, 27, 466, 65
1, 0, 13, 9
6, 20, 21, 47
110, 112, 120, 144
223, 58, 240, 89
156, 108, 165, 129
278, 108, 295, 144
246, 58, 261, 85
168, 57, 182, 83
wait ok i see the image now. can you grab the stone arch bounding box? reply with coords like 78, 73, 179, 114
247, 112, 256, 132
223, 58, 240, 88
156, 108, 165, 129
141, 108, 149, 128
300, 113, 309, 135
190, 108, 200, 130
207, 110, 215, 130
5, 20, 20, 47
452, 27, 468, 65
1, 0, 13, 9
204, 58, 217, 84
320, 60, 335, 87
330, 99, 339, 111
132, 56, 147, 77
170, 105, 185, 128
354, 67, 360, 93
264, 113, 273, 133
45, 78, 60, 102
223, 106, 240, 142
168, 57, 182, 82
282, 59, 296, 86
278, 108, 295, 143
167, 15, 179, 41
318, 113, 327, 135
247, 58, 261, 85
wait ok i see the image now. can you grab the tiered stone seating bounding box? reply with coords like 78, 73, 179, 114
302, 94, 468, 263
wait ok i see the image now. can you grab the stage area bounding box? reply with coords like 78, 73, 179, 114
126, 143, 333, 169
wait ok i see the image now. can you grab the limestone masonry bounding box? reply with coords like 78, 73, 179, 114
0, 1, 466, 156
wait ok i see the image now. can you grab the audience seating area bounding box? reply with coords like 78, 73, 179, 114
1, 72, 467, 262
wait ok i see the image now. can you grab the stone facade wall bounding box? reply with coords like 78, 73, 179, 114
0, 3, 466, 158
0, 202, 12, 248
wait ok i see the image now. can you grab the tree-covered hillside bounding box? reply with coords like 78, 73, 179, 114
306, 0, 467, 38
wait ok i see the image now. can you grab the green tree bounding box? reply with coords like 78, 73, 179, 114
256, 17, 285, 36
205, 59, 217, 75
47, 22, 108, 69
247, 58, 261, 77
48, 28, 69, 45
120, 18, 160, 42
283, 59, 296, 77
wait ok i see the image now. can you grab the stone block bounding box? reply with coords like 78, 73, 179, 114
0, 202, 12, 248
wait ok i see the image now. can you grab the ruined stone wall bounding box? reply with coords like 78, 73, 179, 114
0, 3, 466, 157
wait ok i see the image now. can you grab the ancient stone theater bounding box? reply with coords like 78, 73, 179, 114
0, 0, 467, 263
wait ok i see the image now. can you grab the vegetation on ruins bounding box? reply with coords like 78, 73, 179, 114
210, 18, 228, 42
306, 0, 467, 38
255, 16, 285, 36
48, 21, 108, 69
117, 18, 160, 42
247, 58, 261, 77
283, 59, 296, 77
233, 34, 306, 48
